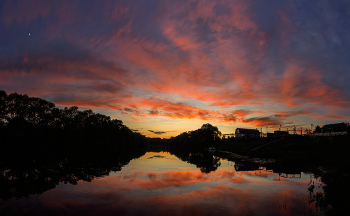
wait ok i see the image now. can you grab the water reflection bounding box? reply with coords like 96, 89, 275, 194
1, 151, 348, 215
234, 161, 260, 172
0, 147, 147, 203
172, 151, 221, 173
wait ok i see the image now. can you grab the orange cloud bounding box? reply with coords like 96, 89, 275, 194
2, 0, 350, 134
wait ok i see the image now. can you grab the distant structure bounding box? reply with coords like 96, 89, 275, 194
274, 131, 289, 137
306, 122, 349, 137
235, 128, 260, 138
321, 123, 348, 132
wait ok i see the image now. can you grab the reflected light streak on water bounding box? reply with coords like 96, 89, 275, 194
0, 152, 324, 216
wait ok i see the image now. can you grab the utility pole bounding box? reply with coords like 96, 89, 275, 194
301, 127, 302, 135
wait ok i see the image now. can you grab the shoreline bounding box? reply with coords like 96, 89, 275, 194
215, 135, 350, 168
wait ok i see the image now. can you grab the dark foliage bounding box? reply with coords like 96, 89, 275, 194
316, 171, 350, 215
0, 90, 149, 202
0, 90, 149, 150
170, 150, 221, 173
169, 123, 222, 149
0, 146, 147, 202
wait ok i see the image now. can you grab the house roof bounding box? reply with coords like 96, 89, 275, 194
235, 128, 260, 134
322, 123, 346, 129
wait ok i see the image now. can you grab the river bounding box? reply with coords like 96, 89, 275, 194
0, 150, 346, 215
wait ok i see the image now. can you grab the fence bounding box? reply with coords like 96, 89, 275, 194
304, 132, 348, 136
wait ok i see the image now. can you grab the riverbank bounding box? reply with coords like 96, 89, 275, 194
215, 135, 350, 216
216, 135, 350, 167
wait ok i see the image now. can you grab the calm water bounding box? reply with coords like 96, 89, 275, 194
0, 151, 330, 215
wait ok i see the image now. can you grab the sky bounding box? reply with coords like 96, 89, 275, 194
1, 0, 350, 138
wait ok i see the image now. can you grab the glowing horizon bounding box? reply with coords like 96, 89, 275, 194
1, 0, 350, 138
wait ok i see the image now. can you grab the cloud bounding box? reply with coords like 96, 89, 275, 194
233, 109, 253, 118
1, 0, 350, 133
148, 109, 159, 115
242, 116, 283, 128
148, 130, 168, 135
0, 38, 133, 110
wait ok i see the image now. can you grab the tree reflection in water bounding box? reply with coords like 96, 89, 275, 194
307, 171, 350, 215
0, 146, 147, 203
170, 150, 221, 173
1, 146, 349, 215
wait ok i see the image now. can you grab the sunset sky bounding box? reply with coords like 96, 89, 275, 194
1, 0, 350, 138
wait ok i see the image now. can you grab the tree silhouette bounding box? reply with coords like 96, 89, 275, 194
0, 90, 149, 150
169, 123, 222, 148
0, 90, 151, 202
314, 125, 321, 133
198, 123, 221, 144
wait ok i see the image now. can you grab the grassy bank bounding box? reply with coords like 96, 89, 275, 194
216, 135, 350, 167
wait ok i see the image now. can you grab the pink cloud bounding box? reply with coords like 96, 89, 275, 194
2, 0, 350, 133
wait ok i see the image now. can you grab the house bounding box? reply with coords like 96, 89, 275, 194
235, 128, 260, 138
307, 122, 349, 136
321, 123, 348, 132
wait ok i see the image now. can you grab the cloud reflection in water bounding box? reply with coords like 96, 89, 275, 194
1, 152, 320, 215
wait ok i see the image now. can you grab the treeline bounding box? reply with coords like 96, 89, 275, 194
168, 123, 222, 149
164, 124, 223, 173
0, 90, 148, 151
